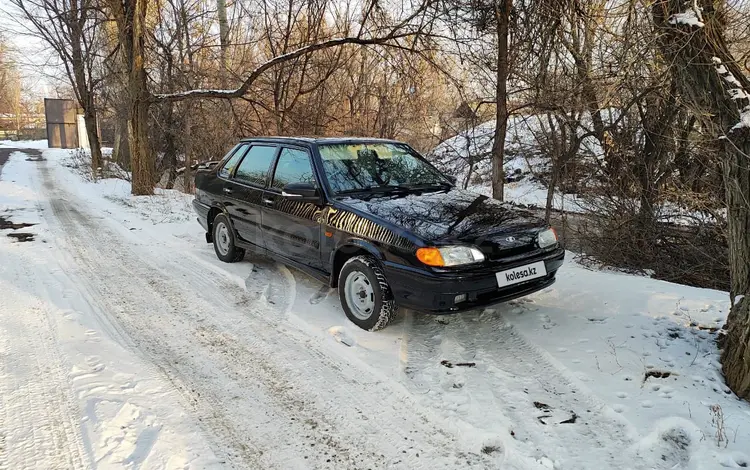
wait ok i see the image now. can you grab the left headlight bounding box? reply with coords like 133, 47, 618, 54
416, 246, 485, 267
537, 228, 558, 248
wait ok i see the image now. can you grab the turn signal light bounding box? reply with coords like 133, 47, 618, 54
416, 247, 445, 267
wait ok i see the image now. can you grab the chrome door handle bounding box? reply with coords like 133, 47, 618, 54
262, 198, 274, 205
223, 187, 233, 194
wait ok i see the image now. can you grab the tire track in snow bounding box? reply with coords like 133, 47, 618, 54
0, 274, 89, 470
0, 155, 89, 470
401, 306, 646, 469
39, 162, 494, 469
43, 194, 265, 469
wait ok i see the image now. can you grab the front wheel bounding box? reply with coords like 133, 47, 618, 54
212, 213, 245, 263
338, 255, 398, 331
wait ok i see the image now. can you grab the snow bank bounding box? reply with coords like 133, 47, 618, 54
668, 11, 705, 27
0, 139, 49, 149
46, 148, 195, 226
734, 106, 750, 130
429, 114, 605, 212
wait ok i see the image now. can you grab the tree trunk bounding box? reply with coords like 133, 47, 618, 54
128, 96, 152, 195
721, 134, 750, 397
125, 0, 154, 195
653, 0, 750, 399
544, 114, 561, 224
491, 0, 512, 201
216, 0, 229, 78
112, 113, 131, 169
164, 104, 177, 189
182, 102, 193, 193
67, 0, 103, 176
83, 110, 103, 175
107, 0, 153, 194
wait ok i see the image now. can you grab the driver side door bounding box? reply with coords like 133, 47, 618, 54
261, 146, 324, 270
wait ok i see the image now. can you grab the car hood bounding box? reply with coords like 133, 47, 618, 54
336, 188, 545, 245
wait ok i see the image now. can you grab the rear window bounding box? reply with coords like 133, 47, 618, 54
218, 144, 249, 178
234, 145, 277, 186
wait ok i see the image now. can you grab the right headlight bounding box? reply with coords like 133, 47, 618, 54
416, 245, 485, 267
537, 228, 558, 248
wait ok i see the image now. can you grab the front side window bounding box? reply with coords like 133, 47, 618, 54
234, 145, 277, 186
271, 148, 316, 190
318, 143, 449, 194
218, 144, 249, 178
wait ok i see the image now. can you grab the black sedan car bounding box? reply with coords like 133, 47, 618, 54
193, 137, 564, 330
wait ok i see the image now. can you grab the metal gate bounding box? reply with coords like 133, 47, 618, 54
44, 98, 79, 148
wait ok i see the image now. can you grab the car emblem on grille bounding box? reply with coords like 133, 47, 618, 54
506, 236, 516, 243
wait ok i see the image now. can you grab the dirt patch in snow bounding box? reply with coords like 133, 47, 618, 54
481, 445, 501, 455
440, 360, 476, 368
0, 148, 12, 175
7, 232, 35, 242
0, 215, 36, 231
644, 370, 673, 381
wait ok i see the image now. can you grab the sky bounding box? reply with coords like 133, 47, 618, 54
0, 0, 65, 97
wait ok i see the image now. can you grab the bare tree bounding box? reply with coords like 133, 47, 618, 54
10, 0, 105, 172
103, 0, 443, 195
0, 35, 22, 133
106, 0, 152, 194
489, 0, 512, 201
653, 0, 750, 399
216, 0, 230, 78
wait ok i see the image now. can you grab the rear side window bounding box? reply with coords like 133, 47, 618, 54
218, 144, 249, 178
271, 148, 316, 190
234, 145, 277, 186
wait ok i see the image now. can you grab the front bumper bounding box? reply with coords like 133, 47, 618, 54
384, 247, 564, 313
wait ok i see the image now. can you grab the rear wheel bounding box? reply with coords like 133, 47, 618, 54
338, 255, 398, 331
212, 213, 245, 263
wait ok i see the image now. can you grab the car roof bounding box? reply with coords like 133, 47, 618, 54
239, 136, 405, 146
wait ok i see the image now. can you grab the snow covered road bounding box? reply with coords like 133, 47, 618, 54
1, 144, 749, 469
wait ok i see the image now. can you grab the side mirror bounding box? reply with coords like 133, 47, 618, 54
282, 182, 322, 204
446, 175, 457, 185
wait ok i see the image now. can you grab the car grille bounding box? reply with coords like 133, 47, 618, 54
489, 243, 538, 260
480, 232, 539, 262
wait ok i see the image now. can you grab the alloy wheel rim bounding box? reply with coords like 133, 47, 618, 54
216, 222, 230, 256
344, 271, 375, 320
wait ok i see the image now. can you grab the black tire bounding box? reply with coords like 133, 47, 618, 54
212, 213, 245, 263
338, 255, 398, 331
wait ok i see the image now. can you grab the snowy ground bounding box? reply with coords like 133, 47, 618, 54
0, 139, 51, 149
1, 142, 749, 469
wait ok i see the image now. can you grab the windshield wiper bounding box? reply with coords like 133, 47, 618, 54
336, 188, 371, 195
401, 181, 452, 190
337, 182, 451, 197
337, 184, 409, 195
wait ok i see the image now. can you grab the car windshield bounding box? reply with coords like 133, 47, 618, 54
318, 142, 450, 195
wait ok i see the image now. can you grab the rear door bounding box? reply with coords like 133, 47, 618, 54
261, 146, 323, 269
225, 144, 278, 247
215, 143, 249, 230
200, 143, 244, 210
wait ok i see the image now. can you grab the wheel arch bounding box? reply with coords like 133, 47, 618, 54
205, 206, 229, 242
329, 239, 386, 287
